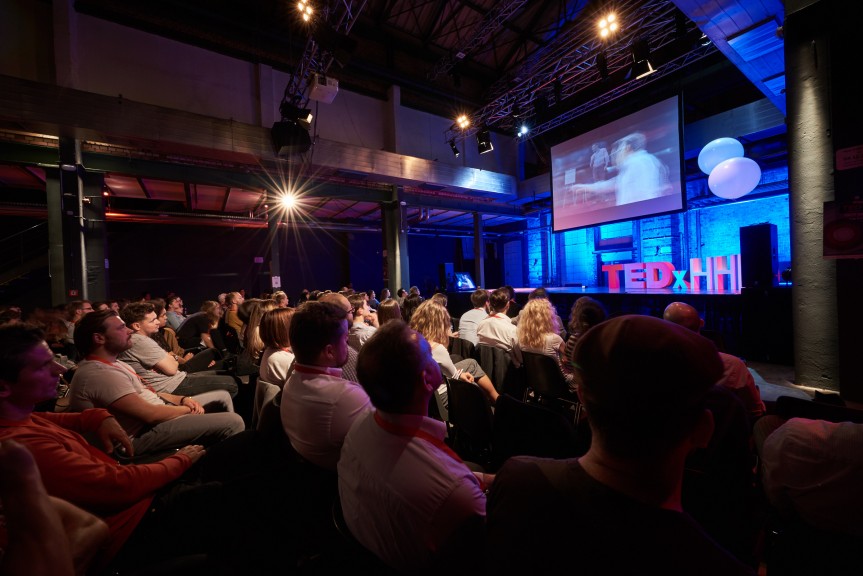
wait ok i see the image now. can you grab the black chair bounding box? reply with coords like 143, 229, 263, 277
445, 377, 494, 468
492, 393, 582, 469
448, 336, 477, 363
476, 344, 526, 399
521, 351, 582, 424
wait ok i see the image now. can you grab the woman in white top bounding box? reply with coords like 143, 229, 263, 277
258, 307, 296, 389
410, 300, 498, 405
516, 298, 570, 382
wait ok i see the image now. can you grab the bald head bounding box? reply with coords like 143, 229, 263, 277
663, 302, 703, 333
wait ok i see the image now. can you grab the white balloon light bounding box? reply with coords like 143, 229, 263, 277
708, 157, 762, 199
698, 137, 744, 175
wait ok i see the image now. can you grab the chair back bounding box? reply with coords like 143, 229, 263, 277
775, 395, 863, 423
448, 336, 477, 362
446, 377, 494, 467
253, 379, 281, 431
476, 344, 526, 399
492, 393, 582, 468
521, 351, 582, 423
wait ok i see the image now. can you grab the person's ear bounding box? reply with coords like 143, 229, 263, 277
93, 332, 106, 345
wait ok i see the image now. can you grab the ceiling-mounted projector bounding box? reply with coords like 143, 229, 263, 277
310, 74, 339, 103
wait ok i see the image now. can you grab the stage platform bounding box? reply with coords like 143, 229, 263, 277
446, 285, 793, 365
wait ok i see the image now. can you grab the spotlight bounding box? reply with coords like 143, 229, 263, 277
629, 38, 655, 80
279, 193, 298, 209
476, 129, 494, 155
456, 114, 470, 129
297, 0, 314, 22
596, 51, 609, 80
517, 124, 529, 137
280, 101, 313, 129
449, 139, 460, 158
598, 13, 618, 39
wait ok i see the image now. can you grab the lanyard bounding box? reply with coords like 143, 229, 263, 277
373, 411, 462, 463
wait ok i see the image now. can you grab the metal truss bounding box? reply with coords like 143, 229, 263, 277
426, 0, 530, 81
443, 0, 710, 143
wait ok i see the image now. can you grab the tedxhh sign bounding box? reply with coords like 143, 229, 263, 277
602, 254, 742, 292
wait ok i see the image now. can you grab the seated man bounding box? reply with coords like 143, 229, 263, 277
0, 323, 296, 575
486, 315, 755, 575
347, 293, 379, 351
339, 321, 488, 575
760, 417, 863, 537
318, 292, 360, 383
663, 302, 766, 422
118, 303, 238, 398
69, 310, 245, 457
164, 295, 186, 331
457, 288, 489, 346
280, 301, 372, 471
476, 287, 522, 367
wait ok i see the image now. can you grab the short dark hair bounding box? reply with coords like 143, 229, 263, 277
73, 310, 119, 357
528, 287, 549, 300
488, 288, 510, 313
357, 320, 426, 412
470, 289, 489, 308
0, 324, 46, 382
289, 301, 349, 364
120, 302, 155, 327
348, 294, 366, 313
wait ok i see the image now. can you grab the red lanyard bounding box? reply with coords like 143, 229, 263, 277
373, 411, 462, 463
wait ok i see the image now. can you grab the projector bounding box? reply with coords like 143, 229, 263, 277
309, 74, 339, 103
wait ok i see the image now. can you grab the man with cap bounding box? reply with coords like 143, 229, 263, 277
485, 314, 755, 575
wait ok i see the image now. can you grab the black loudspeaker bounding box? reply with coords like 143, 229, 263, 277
271, 121, 311, 156
740, 224, 778, 288
439, 262, 455, 291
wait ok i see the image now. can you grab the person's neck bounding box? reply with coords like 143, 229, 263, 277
578, 444, 685, 512
87, 347, 119, 363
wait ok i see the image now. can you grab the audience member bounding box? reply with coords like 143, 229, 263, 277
401, 293, 424, 324
117, 304, 238, 398
366, 289, 380, 310
476, 287, 522, 367
0, 438, 109, 576
376, 298, 402, 326
516, 298, 569, 382
395, 288, 407, 307
272, 290, 290, 308
149, 299, 221, 373
280, 301, 372, 471
486, 315, 754, 575
561, 296, 608, 382
223, 291, 245, 343
237, 298, 276, 375
318, 292, 361, 383
69, 310, 244, 458
0, 323, 294, 575
175, 300, 225, 352
663, 302, 765, 422
411, 300, 499, 406
62, 300, 94, 345
759, 417, 863, 537
338, 320, 488, 575
347, 293, 379, 351
258, 307, 296, 389
510, 287, 566, 339
457, 289, 489, 346
164, 295, 186, 331
501, 285, 520, 319
379, 287, 391, 302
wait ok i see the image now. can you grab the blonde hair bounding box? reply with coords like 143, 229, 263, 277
517, 298, 560, 349
409, 300, 450, 346
242, 299, 277, 362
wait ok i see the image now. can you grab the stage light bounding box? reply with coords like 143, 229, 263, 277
456, 114, 470, 129
297, 0, 313, 22
630, 38, 655, 79
477, 128, 494, 154
518, 124, 529, 137
279, 193, 298, 209
598, 13, 618, 39
449, 139, 460, 157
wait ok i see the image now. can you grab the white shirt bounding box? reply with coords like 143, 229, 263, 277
338, 410, 486, 574
718, 352, 765, 419
477, 313, 522, 367
458, 308, 488, 345
259, 347, 295, 389
280, 363, 372, 471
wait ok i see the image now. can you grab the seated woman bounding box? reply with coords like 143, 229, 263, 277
237, 299, 276, 377
258, 307, 295, 389
410, 299, 498, 405
517, 298, 569, 382
376, 298, 402, 326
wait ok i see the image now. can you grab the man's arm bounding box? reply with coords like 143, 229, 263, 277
110, 392, 193, 425
152, 351, 180, 375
